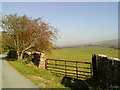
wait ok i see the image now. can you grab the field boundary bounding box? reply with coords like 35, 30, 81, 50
45, 59, 92, 80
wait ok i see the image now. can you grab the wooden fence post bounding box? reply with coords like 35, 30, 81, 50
76, 62, 78, 79
92, 54, 97, 79
45, 59, 48, 69
65, 61, 67, 76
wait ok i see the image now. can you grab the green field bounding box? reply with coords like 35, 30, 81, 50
47, 46, 118, 62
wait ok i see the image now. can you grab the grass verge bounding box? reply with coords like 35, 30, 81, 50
8, 60, 67, 88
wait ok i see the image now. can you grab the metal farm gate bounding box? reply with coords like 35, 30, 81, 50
45, 59, 92, 80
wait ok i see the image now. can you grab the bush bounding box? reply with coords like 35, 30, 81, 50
6, 49, 17, 59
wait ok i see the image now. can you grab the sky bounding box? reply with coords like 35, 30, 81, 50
1, 2, 118, 46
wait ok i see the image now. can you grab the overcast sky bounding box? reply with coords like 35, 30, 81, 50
2, 2, 118, 46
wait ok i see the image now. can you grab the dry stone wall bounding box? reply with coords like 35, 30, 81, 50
96, 54, 120, 86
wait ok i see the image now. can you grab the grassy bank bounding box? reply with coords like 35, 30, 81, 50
8, 60, 66, 88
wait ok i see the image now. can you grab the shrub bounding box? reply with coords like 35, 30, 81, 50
6, 49, 17, 59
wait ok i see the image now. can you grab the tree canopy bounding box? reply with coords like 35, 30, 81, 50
1, 14, 58, 59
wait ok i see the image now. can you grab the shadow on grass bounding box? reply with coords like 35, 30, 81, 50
6, 58, 17, 61
61, 76, 107, 90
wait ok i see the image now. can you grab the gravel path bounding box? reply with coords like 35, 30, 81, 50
0, 54, 39, 89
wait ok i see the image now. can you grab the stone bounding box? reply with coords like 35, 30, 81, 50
96, 54, 120, 86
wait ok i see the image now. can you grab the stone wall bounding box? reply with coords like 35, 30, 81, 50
96, 54, 120, 86
24, 51, 46, 68
39, 53, 46, 68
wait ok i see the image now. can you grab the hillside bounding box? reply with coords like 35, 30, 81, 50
87, 39, 119, 48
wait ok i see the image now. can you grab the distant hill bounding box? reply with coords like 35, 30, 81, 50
60, 39, 119, 49
87, 39, 119, 49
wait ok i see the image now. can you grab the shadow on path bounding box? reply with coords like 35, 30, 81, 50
0, 57, 6, 60
0, 54, 16, 61
0, 54, 7, 61
2, 88, 40, 90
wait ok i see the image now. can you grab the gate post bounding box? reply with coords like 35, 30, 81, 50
92, 54, 97, 79
45, 59, 48, 70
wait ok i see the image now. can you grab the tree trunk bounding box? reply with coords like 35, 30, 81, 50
17, 52, 24, 60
